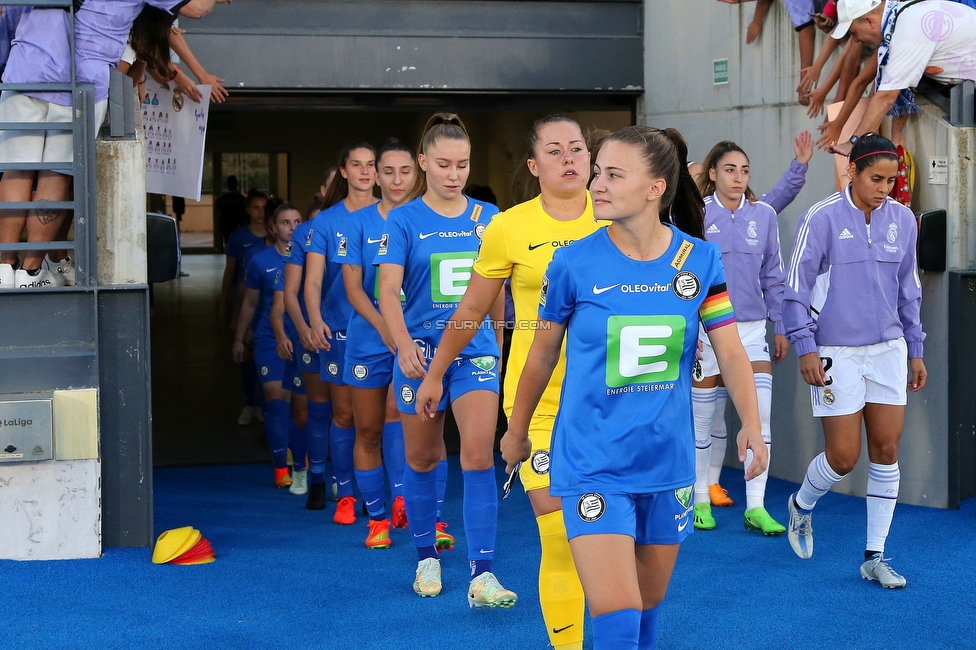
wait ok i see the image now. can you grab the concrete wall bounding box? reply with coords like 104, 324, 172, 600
644, 0, 966, 507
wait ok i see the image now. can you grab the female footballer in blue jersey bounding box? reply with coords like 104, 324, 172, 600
321, 139, 416, 549
502, 126, 768, 650
234, 203, 305, 490
376, 113, 516, 607
283, 143, 377, 515
304, 143, 378, 525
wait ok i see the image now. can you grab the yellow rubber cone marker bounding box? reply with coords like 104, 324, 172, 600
152, 527, 197, 565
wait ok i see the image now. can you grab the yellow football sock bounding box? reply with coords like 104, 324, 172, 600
537, 510, 585, 649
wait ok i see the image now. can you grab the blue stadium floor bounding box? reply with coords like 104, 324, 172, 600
2, 458, 975, 650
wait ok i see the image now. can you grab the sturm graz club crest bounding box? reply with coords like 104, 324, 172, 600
327, 362, 339, 377
530, 450, 550, 475
475, 223, 486, 240
400, 384, 415, 405
293, 376, 302, 387
260, 366, 269, 376
302, 353, 312, 365
353, 364, 368, 380
672, 271, 701, 300
577, 492, 606, 522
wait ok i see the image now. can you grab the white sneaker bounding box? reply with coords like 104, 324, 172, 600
467, 571, 518, 609
252, 405, 264, 423
45, 255, 75, 286
289, 469, 308, 496
237, 406, 253, 426
0, 263, 15, 289
15, 268, 66, 289
413, 558, 442, 597
860, 554, 907, 589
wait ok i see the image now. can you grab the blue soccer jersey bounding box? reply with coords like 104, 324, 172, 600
307, 200, 359, 332
244, 246, 287, 345
375, 196, 500, 361
285, 214, 328, 326
226, 226, 267, 283
539, 225, 735, 496
344, 203, 397, 360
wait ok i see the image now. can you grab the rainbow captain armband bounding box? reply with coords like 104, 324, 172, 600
699, 283, 735, 332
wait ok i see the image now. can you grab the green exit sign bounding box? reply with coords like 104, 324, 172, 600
713, 58, 729, 85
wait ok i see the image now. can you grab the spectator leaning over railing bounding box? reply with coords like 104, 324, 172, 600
827, 0, 976, 157
0, 0, 229, 289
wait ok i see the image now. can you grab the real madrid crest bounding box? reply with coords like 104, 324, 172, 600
823, 389, 835, 406
172, 89, 185, 112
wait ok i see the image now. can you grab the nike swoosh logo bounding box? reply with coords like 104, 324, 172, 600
592, 283, 620, 295
478, 376, 494, 382
336, 232, 343, 237
528, 242, 548, 250
367, 237, 383, 244
553, 625, 574, 634
265, 268, 277, 273
678, 518, 689, 532
394, 483, 403, 488
339, 480, 350, 486
366, 498, 381, 506
479, 549, 493, 554
419, 232, 438, 239
413, 532, 429, 538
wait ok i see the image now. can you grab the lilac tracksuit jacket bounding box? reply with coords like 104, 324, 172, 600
762, 159, 808, 215
704, 194, 787, 335
783, 187, 925, 358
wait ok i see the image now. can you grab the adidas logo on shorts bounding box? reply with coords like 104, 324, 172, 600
839, 228, 854, 240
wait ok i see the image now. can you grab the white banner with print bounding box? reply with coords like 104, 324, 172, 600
141, 78, 211, 200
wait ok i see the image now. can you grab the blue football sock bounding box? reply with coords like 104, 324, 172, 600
288, 422, 307, 472
592, 609, 641, 650
470, 559, 492, 579
403, 465, 438, 559
306, 401, 332, 485
462, 468, 497, 565
355, 466, 386, 519
264, 400, 290, 468
330, 424, 356, 498
435, 459, 448, 520
638, 606, 660, 650
382, 421, 405, 500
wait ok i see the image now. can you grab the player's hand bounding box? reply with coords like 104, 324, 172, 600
500, 429, 532, 474
773, 335, 790, 363
797, 65, 821, 95
276, 336, 293, 362
298, 325, 317, 353
806, 86, 829, 119
816, 119, 843, 151
909, 358, 927, 392
794, 130, 815, 162
737, 424, 768, 481
799, 352, 826, 386
397, 340, 428, 380
309, 319, 333, 352
416, 375, 444, 421
231, 341, 245, 364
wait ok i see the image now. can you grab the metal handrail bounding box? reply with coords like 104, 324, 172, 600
0, 1, 97, 286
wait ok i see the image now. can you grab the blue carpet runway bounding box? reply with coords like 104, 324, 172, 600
2, 457, 975, 649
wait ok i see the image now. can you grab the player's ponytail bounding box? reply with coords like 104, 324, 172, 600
604, 126, 705, 240
323, 141, 377, 209
409, 113, 469, 201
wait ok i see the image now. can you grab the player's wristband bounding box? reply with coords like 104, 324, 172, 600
169, 66, 181, 81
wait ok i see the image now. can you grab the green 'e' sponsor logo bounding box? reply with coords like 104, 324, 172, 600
430, 252, 476, 302
605, 315, 685, 387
